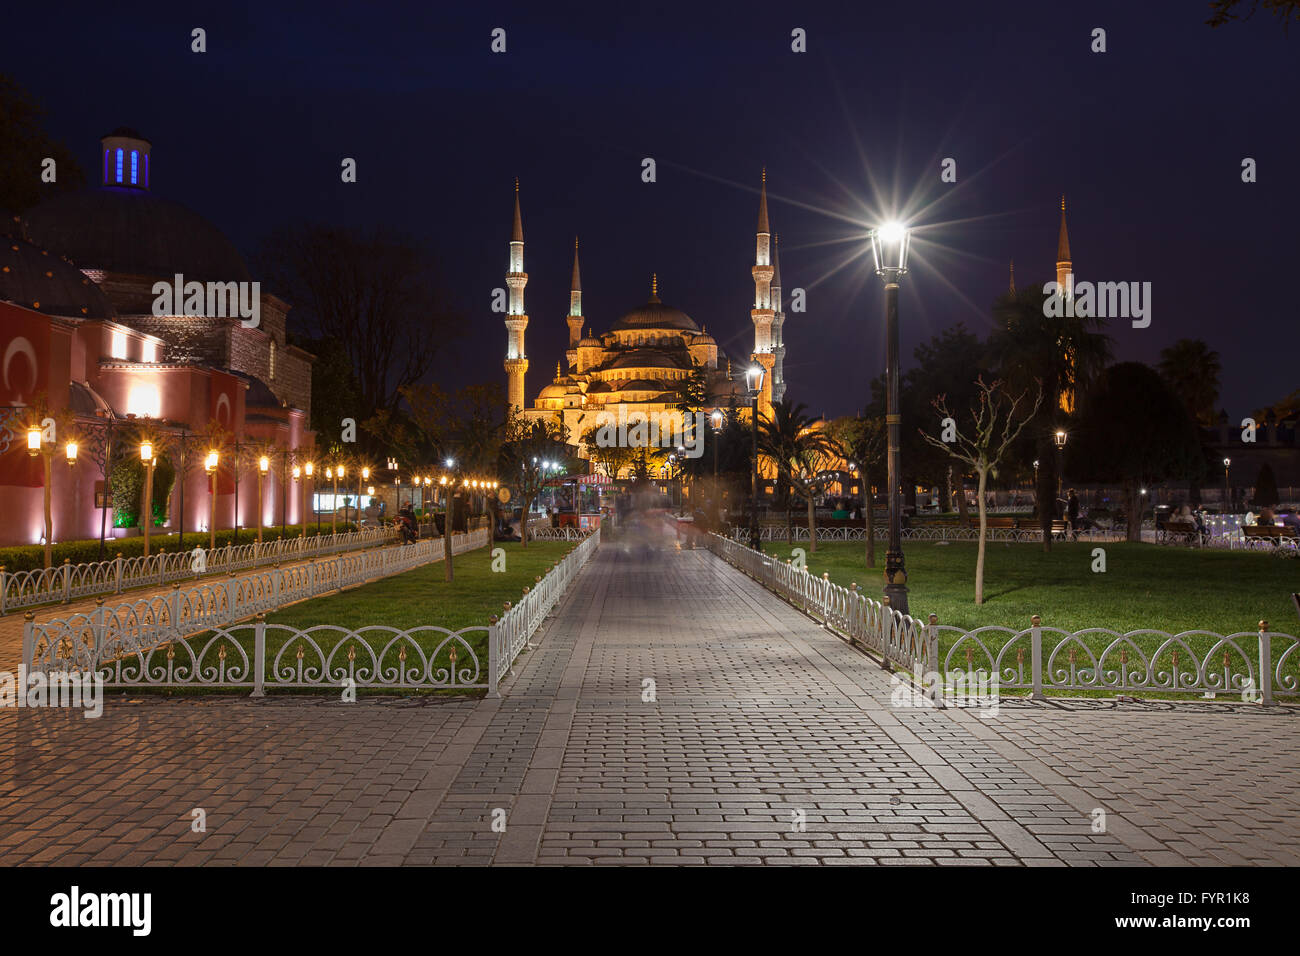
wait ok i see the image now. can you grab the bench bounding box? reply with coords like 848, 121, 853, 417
1244, 524, 1299, 544
1159, 518, 1203, 546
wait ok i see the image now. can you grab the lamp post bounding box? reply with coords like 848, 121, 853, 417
1223, 457, 1231, 514
746, 363, 766, 551
1054, 429, 1068, 500
710, 409, 724, 527
256, 454, 270, 544
205, 449, 219, 551
870, 222, 911, 614
304, 461, 317, 534
140, 440, 157, 557
28, 424, 57, 568
359, 466, 370, 529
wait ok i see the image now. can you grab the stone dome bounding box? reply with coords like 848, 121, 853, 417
0, 234, 116, 319
22, 187, 252, 283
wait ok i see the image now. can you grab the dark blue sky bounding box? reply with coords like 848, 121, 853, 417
6, 0, 1296, 419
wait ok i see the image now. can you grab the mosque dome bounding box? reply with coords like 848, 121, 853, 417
609, 274, 699, 332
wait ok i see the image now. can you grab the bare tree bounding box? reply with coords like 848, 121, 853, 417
258, 225, 459, 417
499, 415, 570, 548
922, 378, 1042, 605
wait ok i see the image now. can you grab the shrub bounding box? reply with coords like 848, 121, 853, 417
0, 522, 360, 575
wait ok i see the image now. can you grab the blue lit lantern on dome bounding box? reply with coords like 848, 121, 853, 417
100, 128, 151, 189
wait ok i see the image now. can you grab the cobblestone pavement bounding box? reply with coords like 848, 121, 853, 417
1, 543, 1296, 865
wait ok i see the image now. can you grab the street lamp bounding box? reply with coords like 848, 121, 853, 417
140, 439, 157, 557
746, 363, 766, 550
256, 454, 270, 544
869, 221, 911, 615
1223, 457, 1231, 514
26, 425, 41, 457
1054, 429, 1068, 498
205, 449, 219, 551
65, 441, 78, 466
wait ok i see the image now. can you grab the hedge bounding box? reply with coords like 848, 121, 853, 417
0, 522, 359, 575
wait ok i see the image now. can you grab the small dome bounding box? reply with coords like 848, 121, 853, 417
579, 335, 602, 348
0, 235, 116, 319
538, 382, 569, 399
692, 330, 716, 345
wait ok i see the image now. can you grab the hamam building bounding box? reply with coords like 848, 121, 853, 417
0, 128, 314, 548
505, 172, 790, 459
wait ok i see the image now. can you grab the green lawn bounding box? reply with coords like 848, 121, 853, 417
781, 540, 1296, 635
763, 540, 1300, 695
170, 539, 575, 694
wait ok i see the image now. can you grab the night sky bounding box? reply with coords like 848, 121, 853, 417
5, 0, 1296, 420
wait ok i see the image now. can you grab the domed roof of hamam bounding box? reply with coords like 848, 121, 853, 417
21, 128, 252, 284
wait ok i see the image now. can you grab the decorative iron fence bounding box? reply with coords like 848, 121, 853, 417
729, 525, 1118, 544
527, 527, 596, 541
1, 526, 396, 614
23, 526, 602, 698
705, 533, 1299, 703
706, 533, 934, 676
492, 527, 601, 686
23, 528, 489, 679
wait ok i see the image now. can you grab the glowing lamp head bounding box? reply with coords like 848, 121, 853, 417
338, 464, 346, 479
26, 425, 41, 456
745, 364, 766, 396
305, 461, 313, 477
1224, 458, 1231, 468
259, 455, 270, 474
205, 450, 219, 472
140, 440, 154, 464
445, 458, 455, 469
439, 476, 447, 486
65, 441, 78, 465
1054, 429, 1067, 448
362, 466, 370, 480
710, 409, 724, 430
870, 222, 910, 277
367, 486, 374, 496
292, 465, 301, 480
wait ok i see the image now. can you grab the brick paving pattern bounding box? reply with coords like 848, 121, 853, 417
1, 541, 1297, 865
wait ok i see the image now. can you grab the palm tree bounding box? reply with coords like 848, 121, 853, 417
1158, 339, 1222, 426
988, 287, 1111, 550
757, 400, 842, 553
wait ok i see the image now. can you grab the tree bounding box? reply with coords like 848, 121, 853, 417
1254, 462, 1280, 508
580, 426, 636, 479
827, 414, 885, 568
301, 336, 365, 450
1158, 339, 1221, 426
922, 379, 1042, 605
498, 415, 570, 548
257, 225, 460, 418
867, 324, 993, 514
757, 400, 842, 553
1207, 0, 1300, 31
988, 287, 1112, 550
1066, 363, 1207, 542
0, 74, 84, 217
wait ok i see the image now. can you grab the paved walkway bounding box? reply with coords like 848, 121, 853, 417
1, 543, 1297, 865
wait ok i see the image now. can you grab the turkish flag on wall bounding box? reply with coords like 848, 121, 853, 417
0, 303, 51, 488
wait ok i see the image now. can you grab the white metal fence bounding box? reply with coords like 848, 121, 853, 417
706, 533, 1299, 703
492, 527, 601, 686
23, 528, 488, 679
730, 525, 1118, 543
527, 527, 596, 541
23, 526, 601, 698
707, 533, 934, 676
1, 526, 396, 614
